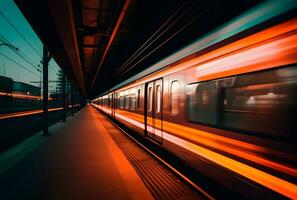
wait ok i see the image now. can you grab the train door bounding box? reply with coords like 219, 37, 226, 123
145, 79, 163, 144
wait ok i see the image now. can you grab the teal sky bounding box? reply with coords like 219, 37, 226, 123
0, 0, 60, 93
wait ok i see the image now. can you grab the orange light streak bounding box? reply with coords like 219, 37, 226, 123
99, 108, 297, 198
114, 18, 297, 93
195, 32, 297, 81
0, 107, 63, 120
166, 133, 297, 199
117, 109, 297, 175
0, 92, 53, 100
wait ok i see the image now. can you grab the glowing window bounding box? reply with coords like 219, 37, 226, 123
124, 95, 129, 109
156, 85, 161, 113
130, 94, 136, 110
148, 87, 153, 112
137, 89, 141, 108
119, 96, 124, 108
170, 81, 179, 114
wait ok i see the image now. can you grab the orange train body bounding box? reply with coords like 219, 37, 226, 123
92, 17, 297, 199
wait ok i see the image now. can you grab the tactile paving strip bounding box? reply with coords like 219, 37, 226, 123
96, 113, 205, 200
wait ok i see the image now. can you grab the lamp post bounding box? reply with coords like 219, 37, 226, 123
42, 45, 52, 136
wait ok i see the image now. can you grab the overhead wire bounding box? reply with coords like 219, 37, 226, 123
0, 10, 42, 58
2, 37, 40, 67
116, 1, 198, 75
0, 52, 39, 77
113, 1, 196, 77
119, 1, 218, 76
49, 63, 60, 74
0, 10, 59, 74
0, 35, 40, 71
0, 7, 74, 92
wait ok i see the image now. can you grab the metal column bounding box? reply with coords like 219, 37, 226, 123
62, 71, 66, 122
73, 87, 76, 112
43, 46, 51, 136
71, 84, 74, 116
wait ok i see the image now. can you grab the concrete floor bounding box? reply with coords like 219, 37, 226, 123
0, 106, 153, 200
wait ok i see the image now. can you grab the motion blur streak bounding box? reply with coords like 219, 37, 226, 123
194, 18, 297, 78
116, 110, 297, 177
0, 107, 63, 120
101, 108, 297, 199
195, 32, 297, 81
116, 18, 297, 93
0, 91, 53, 100
92, 8, 297, 198
109, 0, 297, 93
164, 133, 297, 199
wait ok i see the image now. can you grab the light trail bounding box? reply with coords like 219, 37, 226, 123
0, 107, 63, 120
92, 104, 297, 199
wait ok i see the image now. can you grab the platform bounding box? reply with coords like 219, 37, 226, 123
0, 105, 205, 200
0, 106, 154, 200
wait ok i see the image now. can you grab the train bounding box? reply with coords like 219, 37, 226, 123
0, 76, 43, 113
92, 1, 297, 199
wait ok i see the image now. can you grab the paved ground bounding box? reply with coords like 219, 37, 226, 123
0, 106, 153, 200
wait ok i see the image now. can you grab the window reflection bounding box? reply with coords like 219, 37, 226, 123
137, 89, 141, 108
124, 95, 129, 109
170, 81, 179, 114
187, 66, 297, 137
130, 94, 136, 110
148, 87, 152, 112
156, 85, 161, 113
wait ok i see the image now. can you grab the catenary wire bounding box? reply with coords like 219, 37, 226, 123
0, 52, 39, 77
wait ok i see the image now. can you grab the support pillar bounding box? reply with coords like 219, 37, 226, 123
74, 88, 77, 112
62, 71, 66, 122
43, 46, 51, 136
71, 84, 74, 116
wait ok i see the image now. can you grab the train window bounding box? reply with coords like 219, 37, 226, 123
222, 69, 297, 137
137, 89, 141, 108
187, 66, 297, 137
148, 87, 153, 112
156, 85, 161, 113
170, 81, 179, 114
119, 96, 124, 109
124, 95, 129, 109
108, 96, 111, 108
105, 98, 108, 106
103, 98, 106, 106
130, 94, 136, 110
187, 81, 219, 124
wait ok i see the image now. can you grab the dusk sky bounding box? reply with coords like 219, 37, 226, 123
0, 0, 60, 92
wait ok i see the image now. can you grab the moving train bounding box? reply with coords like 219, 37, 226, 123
92, 1, 297, 199
0, 76, 42, 113
0, 76, 59, 114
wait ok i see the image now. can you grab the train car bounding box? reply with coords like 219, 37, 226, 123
92, 1, 297, 199
0, 77, 43, 113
